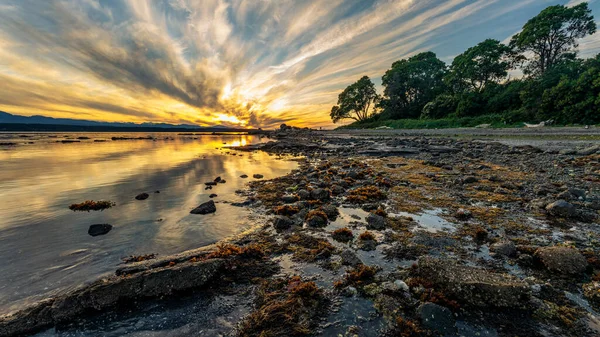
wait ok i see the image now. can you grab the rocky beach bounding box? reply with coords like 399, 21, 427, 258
2, 127, 600, 337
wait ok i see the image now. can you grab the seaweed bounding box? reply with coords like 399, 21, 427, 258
69, 200, 115, 212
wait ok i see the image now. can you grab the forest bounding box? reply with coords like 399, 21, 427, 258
331, 2, 600, 128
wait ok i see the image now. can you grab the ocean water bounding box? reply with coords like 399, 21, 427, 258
0, 132, 297, 313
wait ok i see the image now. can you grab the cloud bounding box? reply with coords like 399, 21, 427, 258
0, 0, 598, 128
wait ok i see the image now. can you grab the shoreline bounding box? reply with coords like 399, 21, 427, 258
2, 129, 600, 336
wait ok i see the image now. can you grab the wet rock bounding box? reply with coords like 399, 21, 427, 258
306, 213, 328, 227
417, 302, 456, 335
88, 224, 112, 237
135, 193, 149, 200
240, 174, 248, 178
517, 254, 534, 267
583, 282, 600, 310
310, 188, 330, 201
358, 239, 377, 251
416, 257, 530, 308
331, 185, 345, 195
209, 194, 218, 198
577, 145, 600, 155
545, 200, 577, 218
0, 259, 224, 336
366, 214, 386, 230
214, 176, 222, 183
253, 174, 264, 179
490, 241, 517, 257
281, 195, 299, 203
273, 216, 293, 230
463, 176, 479, 184
205, 181, 217, 186
340, 249, 362, 267
190, 200, 216, 214
534, 246, 588, 275
320, 204, 339, 220
454, 208, 472, 220
297, 189, 310, 200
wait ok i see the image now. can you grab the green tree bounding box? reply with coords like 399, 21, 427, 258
379, 52, 447, 119
510, 3, 596, 76
330, 76, 379, 123
446, 39, 513, 92
421, 94, 457, 119
540, 54, 600, 124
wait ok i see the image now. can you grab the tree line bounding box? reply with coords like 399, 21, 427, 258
330, 3, 599, 127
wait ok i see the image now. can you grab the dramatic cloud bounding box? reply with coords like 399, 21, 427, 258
0, 0, 598, 128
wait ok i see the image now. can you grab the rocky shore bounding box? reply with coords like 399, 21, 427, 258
2, 128, 600, 336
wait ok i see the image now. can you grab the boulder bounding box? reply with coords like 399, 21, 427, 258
281, 195, 299, 204
490, 241, 517, 257
417, 303, 456, 335
416, 257, 530, 308
88, 224, 112, 237
340, 249, 362, 267
190, 200, 216, 214
273, 216, 293, 230
545, 200, 577, 218
307, 214, 327, 228
366, 214, 386, 230
310, 188, 330, 201
577, 145, 600, 156
320, 204, 339, 220
135, 193, 149, 200
534, 246, 588, 275
297, 189, 310, 200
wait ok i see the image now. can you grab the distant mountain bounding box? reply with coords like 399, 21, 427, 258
0, 111, 217, 130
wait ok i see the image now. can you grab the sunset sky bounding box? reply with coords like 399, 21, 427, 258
0, 0, 598, 129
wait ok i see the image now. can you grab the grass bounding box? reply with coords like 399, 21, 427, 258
341, 114, 522, 130
69, 200, 115, 212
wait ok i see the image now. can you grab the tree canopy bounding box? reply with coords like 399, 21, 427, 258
510, 3, 596, 76
446, 39, 513, 92
378, 52, 447, 119
330, 76, 379, 123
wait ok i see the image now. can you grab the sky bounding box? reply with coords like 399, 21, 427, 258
0, 0, 598, 129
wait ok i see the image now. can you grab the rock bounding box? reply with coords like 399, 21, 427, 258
577, 145, 600, 156
209, 194, 218, 198
331, 185, 345, 195
545, 200, 577, 218
297, 189, 310, 200
281, 195, 299, 203
154, 190, 160, 193
204, 181, 217, 186
416, 257, 530, 308
454, 208, 472, 220
88, 224, 112, 237
307, 213, 327, 227
559, 148, 576, 155
219, 179, 226, 184
253, 174, 264, 179
583, 282, 600, 310
366, 214, 386, 230
358, 239, 377, 251
273, 216, 293, 230
135, 193, 149, 200
0, 259, 224, 336
534, 246, 588, 275
490, 241, 517, 257
190, 200, 216, 214
214, 176, 222, 183
240, 174, 248, 178
394, 280, 409, 292
320, 204, 339, 220
340, 249, 362, 267
417, 302, 456, 335
463, 176, 479, 184
310, 188, 330, 201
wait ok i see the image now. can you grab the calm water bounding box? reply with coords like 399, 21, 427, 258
0, 132, 297, 313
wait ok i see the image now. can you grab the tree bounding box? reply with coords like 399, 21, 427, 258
510, 3, 596, 76
330, 76, 379, 123
446, 39, 513, 92
379, 52, 447, 119
421, 94, 457, 119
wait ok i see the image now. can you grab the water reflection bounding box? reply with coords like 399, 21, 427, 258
0, 133, 297, 313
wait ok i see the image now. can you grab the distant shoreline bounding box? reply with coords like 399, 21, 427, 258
0, 123, 265, 133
